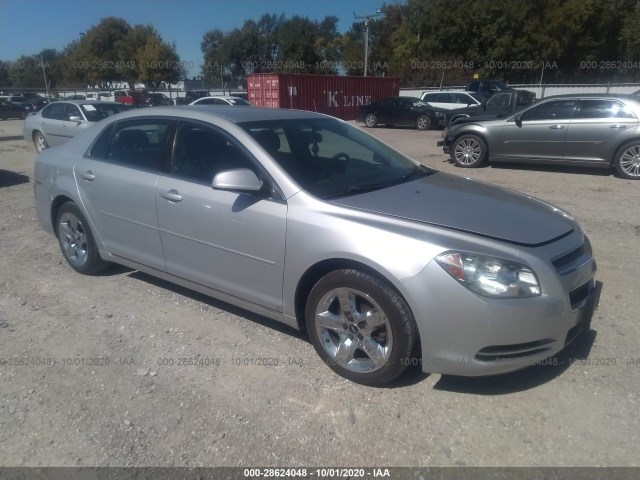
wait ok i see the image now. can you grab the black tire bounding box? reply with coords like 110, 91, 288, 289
451, 134, 488, 168
613, 141, 640, 180
20, 111, 27, 120
55, 202, 110, 275
416, 114, 431, 130
33, 131, 48, 153
305, 269, 417, 386
364, 112, 378, 128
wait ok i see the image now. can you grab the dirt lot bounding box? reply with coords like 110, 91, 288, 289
1, 119, 639, 468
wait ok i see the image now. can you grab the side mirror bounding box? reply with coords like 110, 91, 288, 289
212, 168, 263, 193
514, 114, 522, 127
68, 115, 83, 122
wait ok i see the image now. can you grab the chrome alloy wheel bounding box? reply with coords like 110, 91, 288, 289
314, 287, 393, 373
454, 137, 482, 165
619, 144, 640, 177
58, 212, 89, 267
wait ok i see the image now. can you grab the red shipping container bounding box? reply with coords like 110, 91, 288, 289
247, 73, 400, 121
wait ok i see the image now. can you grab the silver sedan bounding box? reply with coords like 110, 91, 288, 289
24, 100, 129, 153
439, 94, 640, 179
34, 106, 601, 385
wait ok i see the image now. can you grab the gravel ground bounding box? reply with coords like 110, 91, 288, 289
0, 119, 639, 468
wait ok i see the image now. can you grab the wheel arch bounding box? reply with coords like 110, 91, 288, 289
449, 114, 470, 126
293, 258, 418, 340
451, 129, 491, 158
611, 137, 640, 166
50, 195, 75, 235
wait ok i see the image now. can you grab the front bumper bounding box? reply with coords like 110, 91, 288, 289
399, 233, 600, 376
437, 137, 452, 154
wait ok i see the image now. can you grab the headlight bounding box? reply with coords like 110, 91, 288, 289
436, 251, 541, 298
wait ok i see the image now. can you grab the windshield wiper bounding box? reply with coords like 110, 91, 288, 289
391, 165, 433, 186
323, 182, 393, 199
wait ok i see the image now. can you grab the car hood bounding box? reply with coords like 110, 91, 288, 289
330, 172, 574, 246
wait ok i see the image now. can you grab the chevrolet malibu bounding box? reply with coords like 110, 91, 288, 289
34, 106, 601, 385
24, 100, 129, 153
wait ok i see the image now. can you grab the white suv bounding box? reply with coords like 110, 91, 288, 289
420, 91, 484, 110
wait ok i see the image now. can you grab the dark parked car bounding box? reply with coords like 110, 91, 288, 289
142, 92, 174, 107
358, 96, 440, 130
66, 95, 87, 100
24, 97, 52, 113
466, 79, 535, 102
438, 94, 640, 179
20, 92, 43, 99
0, 96, 29, 119
440, 90, 538, 126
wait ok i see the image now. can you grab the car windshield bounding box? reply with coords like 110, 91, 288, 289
80, 103, 129, 122
240, 118, 434, 199
411, 99, 430, 107
227, 98, 252, 106
469, 92, 485, 102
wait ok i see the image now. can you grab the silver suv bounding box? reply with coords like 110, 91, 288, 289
438, 94, 640, 179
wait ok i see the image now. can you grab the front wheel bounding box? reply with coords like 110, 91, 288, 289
614, 142, 640, 179
56, 202, 110, 275
364, 113, 378, 128
451, 134, 488, 168
416, 114, 431, 130
305, 269, 417, 386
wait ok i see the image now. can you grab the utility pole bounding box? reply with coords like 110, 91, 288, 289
40, 55, 50, 98
353, 9, 382, 77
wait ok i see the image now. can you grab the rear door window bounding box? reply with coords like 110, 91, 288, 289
575, 100, 636, 119
106, 119, 175, 171
520, 100, 577, 121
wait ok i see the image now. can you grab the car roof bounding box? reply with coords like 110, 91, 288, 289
50, 100, 123, 106
107, 105, 332, 123
539, 93, 636, 100
199, 96, 246, 100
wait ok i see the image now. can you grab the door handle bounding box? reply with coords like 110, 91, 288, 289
549, 124, 565, 129
80, 171, 95, 181
160, 190, 183, 202
610, 124, 627, 129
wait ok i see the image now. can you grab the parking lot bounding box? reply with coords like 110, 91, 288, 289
1, 118, 639, 467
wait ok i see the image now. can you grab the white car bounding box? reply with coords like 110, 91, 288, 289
86, 92, 113, 102
420, 91, 484, 110
189, 96, 253, 106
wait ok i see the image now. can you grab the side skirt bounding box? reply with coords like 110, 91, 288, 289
99, 251, 300, 330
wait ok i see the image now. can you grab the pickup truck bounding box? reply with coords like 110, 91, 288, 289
438, 89, 537, 127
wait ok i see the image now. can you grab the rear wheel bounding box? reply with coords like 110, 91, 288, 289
416, 114, 431, 130
306, 269, 417, 386
20, 111, 27, 120
33, 132, 48, 153
614, 142, 640, 179
364, 113, 378, 128
55, 202, 110, 275
451, 134, 487, 168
